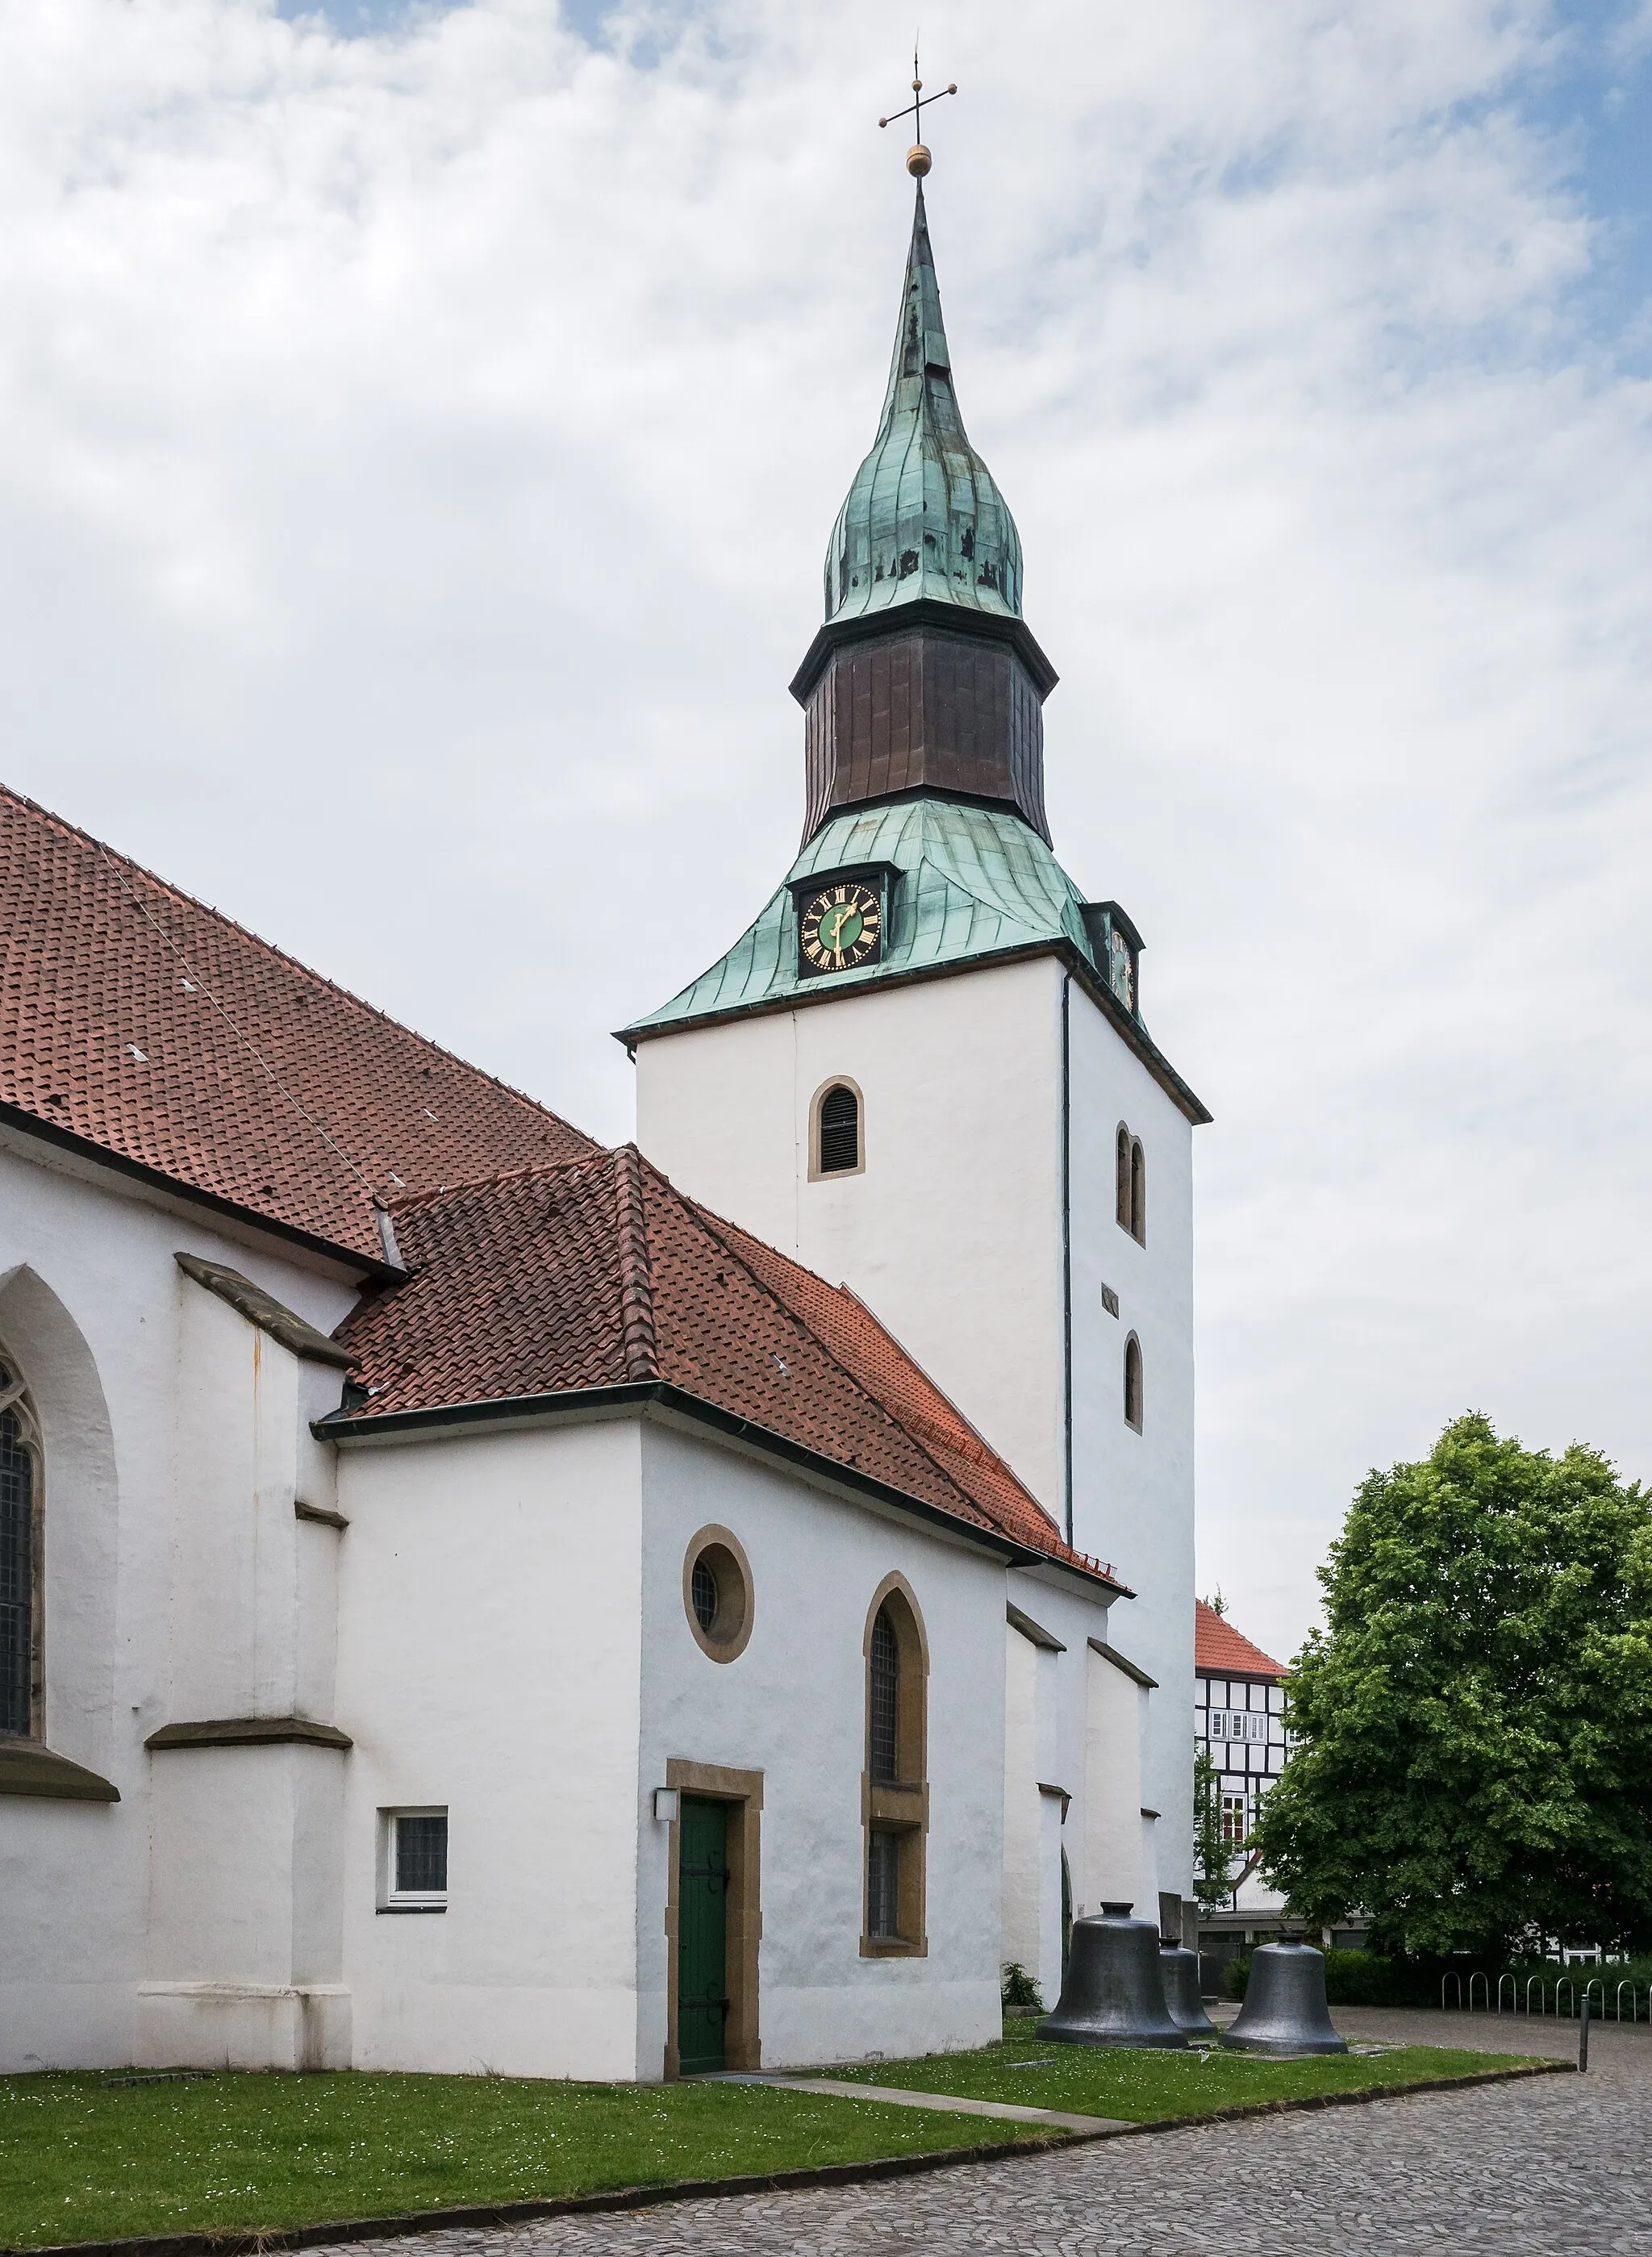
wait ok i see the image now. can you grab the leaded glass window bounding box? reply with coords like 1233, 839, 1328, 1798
394, 1813, 448, 1896
867, 1829, 901, 1939
869, 1604, 899, 1783
0, 1363, 39, 1739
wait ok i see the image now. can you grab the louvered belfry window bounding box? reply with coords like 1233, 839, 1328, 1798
0, 1368, 35, 1738
869, 1604, 899, 1782
817, 1084, 860, 1174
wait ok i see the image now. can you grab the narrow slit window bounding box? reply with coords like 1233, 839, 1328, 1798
869, 1605, 899, 1782
1130, 1138, 1146, 1245
1124, 1334, 1144, 1432
0, 1362, 40, 1740
817, 1084, 861, 1175
1116, 1124, 1131, 1229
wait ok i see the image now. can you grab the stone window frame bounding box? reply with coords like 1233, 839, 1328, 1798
0, 1345, 44, 1746
809, 1076, 866, 1181
682, 1525, 755, 1663
860, 1571, 929, 1959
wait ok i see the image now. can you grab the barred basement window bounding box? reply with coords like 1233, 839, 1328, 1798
815, 1083, 861, 1176
867, 1830, 901, 1938
0, 1359, 42, 1741
869, 1606, 899, 1783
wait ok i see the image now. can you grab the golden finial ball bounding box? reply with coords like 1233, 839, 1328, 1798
907, 143, 932, 177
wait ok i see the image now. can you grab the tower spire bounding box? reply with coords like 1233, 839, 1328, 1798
823, 187, 1024, 628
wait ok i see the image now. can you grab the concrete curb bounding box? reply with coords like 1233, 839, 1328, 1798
6, 2059, 1571, 2257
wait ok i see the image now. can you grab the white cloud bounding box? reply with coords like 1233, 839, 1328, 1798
2, 0, 1650, 1662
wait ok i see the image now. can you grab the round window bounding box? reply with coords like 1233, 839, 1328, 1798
682, 1527, 753, 1663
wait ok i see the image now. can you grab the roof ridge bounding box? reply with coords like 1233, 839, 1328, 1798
1, 782, 594, 1146
614, 1144, 660, 1383
382, 1149, 614, 1214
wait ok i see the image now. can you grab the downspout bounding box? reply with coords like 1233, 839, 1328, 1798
1061, 970, 1074, 1546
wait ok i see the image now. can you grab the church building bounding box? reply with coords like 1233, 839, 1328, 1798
0, 184, 1207, 2080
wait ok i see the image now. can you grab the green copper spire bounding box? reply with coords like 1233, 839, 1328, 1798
824, 186, 1023, 626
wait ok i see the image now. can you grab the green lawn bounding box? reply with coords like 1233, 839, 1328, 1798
832, 2027, 1545, 2121
0, 2070, 1043, 2249
0, 2038, 1546, 2251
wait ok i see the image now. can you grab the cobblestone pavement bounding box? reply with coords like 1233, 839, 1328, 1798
320, 2015, 1651, 2257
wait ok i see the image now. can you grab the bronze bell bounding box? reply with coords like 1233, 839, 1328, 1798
1038, 1903, 1187, 2049
1158, 1942, 1218, 2037
1221, 1941, 1347, 2054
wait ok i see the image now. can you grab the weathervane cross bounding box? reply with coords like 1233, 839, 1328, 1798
878, 42, 957, 177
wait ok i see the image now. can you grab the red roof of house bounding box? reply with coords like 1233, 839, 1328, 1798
1195, 1597, 1284, 1679
330, 1145, 1122, 1587
0, 786, 594, 1265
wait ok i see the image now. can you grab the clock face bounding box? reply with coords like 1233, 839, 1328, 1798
1108, 928, 1134, 1010
799, 882, 882, 975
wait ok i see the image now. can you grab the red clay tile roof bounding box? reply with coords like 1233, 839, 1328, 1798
0, 786, 595, 1265
1195, 1597, 1284, 1679
332, 1146, 1120, 1585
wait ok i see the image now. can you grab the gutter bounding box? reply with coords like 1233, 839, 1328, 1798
616, 938, 1212, 1129
316, 1379, 1125, 1592
0, 1099, 404, 1284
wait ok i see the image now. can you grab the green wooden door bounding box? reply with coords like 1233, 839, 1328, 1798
677, 1797, 730, 2075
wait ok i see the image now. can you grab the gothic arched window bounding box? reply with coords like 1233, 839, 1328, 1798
0, 1358, 42, 1740
1116, 1124, 1131, 1229
813, 1080, 863, 1178
862, 1578, 928, 1953
1124, 1333, 1144, 1433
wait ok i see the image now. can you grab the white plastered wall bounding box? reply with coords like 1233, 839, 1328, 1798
335, 1418, 646, 2080
637, 1416, 1007, 2072
0, 1133, 364, 2071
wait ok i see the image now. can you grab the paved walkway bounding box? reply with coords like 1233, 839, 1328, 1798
319, 2011, 1652, 2257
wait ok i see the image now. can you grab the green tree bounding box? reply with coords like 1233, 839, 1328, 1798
1193, 1742, 1232, 1915
1254, 1414, 1652, 1957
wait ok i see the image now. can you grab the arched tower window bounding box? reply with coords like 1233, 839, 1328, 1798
1124, 1333, 1144, 1433
862, 1576, 928, 1954
811, 1079, 864, 1179
1116, 1124, 1146, 1245
0, 1357, 42, 1740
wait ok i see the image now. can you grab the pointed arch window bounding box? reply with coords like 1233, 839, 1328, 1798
0, 1358, 42, 1740
1116, 1124, 1145, 1245
1124, 1333, 1144, 1433
862, 1577, 928, 1955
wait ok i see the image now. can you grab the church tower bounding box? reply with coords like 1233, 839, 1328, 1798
622, 186, 1209, 1900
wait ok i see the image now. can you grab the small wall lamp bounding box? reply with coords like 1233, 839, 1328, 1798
653, 1788, 680, 1822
